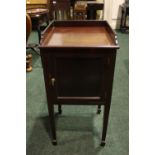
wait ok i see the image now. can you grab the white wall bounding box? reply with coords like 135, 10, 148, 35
104, 0, 125, 29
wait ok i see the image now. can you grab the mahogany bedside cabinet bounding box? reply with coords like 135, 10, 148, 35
39, 20, 119, 146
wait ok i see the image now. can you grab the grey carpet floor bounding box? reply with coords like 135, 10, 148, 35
26, 29, 129, 155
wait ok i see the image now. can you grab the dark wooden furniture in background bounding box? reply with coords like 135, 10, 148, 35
26, 0, 50, 9
74, 1, 87, 19
40, 20, 119, 146
73, 0, 104, 20
51, 0, 71, 20
50, 0, 104, 20
26, 8, 49, 43
120, 2, 129, 32
26, 0, 51, 19
86, 1, 104, 19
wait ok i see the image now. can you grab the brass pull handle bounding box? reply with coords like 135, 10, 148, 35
51, 78, 56, 86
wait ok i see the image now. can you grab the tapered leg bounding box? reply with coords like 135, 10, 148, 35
48, 104, 57, 145
97, 105, 101, 114
58, 104, 62, 114
100, 104, 111, 146
100, 51, 116, 146
41, 52, 57, 145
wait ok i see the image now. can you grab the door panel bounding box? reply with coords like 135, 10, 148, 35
54, 57, 105, 97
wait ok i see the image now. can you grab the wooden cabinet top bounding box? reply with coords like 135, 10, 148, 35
40, 20, 119, 49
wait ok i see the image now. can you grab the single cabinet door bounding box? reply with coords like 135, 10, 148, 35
52, 54, 107, 100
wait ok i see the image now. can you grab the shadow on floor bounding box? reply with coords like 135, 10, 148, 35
26, 115, 103, 155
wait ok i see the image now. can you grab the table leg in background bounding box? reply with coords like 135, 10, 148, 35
97, 105, 101, 114
58, 104, 62, 114
48, 104, 57, 145
101, 95, 112, 146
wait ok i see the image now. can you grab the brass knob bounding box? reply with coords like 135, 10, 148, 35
51, 78, 56, 86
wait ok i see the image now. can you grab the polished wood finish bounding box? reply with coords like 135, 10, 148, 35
40, 20, 119, 146
41, 20, 118, 47
42, 26, 115, 47
26, 54, 33, 72
27, 8, 49, 43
